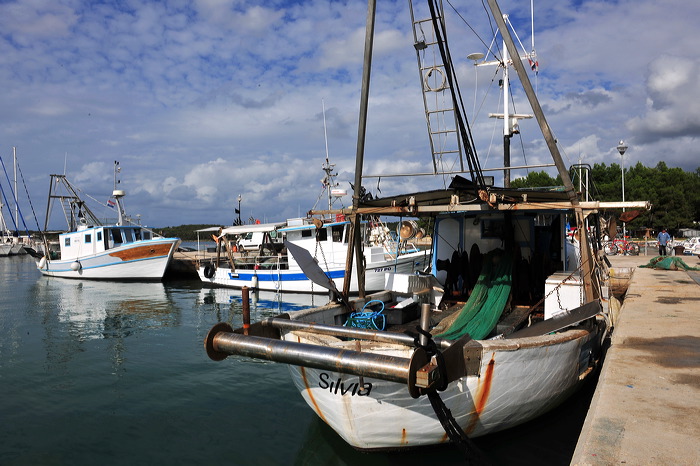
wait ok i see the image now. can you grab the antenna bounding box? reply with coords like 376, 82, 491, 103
531, 0, 535, 53
322, 99, 330, 164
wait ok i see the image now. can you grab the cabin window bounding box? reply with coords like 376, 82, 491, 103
143, 231, 151, 240
64, 237, 70, 247
122, 229, 134, 243
316, 228, 328, 241
111, 229, 123, 244
301, 229, 312, 238
331, 225, 343, 242
481, 219, 505, 239
97, 231, 102, 242
84, 234, 92, 244
134, 229, 142, 241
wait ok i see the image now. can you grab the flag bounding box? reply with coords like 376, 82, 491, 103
528, 58, 539, 75
107, 199, 116, 208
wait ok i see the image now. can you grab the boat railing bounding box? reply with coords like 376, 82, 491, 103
209, 252, 289, 271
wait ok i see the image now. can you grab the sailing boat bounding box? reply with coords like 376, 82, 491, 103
0, 147, 34, 256
27, 162, 180, 280
201, 0, 648, 451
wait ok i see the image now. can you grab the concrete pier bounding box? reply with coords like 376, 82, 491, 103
572, 254, 700, 465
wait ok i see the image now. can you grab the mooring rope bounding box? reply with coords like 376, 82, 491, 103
412, 326, 490, 464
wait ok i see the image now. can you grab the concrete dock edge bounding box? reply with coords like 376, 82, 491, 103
571, 255, 700, 465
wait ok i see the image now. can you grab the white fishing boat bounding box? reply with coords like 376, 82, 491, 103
198, 217, 430, 294
202, 0, 649, 453
27, 163, 180, 280
197, 156, 431, 294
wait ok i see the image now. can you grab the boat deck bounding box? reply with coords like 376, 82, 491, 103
572, 254, 700, 465
167, 249, 262, 279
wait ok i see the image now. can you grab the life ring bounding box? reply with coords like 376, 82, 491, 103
203, 263, 216, 279
423, 66, 447, 92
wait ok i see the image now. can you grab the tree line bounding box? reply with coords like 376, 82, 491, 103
157, 162, 698, 240
511, 162, 700, 234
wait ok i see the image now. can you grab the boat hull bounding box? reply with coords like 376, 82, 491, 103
37, 238, 181, 280
197, 250, 431, 293
286, 327, 599, 449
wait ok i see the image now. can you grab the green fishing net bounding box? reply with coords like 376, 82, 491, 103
639, 256, 700, 271
434, 249, 512, 340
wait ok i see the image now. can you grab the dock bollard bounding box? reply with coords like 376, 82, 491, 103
242, 286, 250, 335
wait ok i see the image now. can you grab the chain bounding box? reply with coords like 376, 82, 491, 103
313, 233, 332, 295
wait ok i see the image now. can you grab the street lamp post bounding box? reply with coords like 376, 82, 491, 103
617, 140, 628, 241
236, 194, 242, 225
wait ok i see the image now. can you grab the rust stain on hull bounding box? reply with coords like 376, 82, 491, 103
297, 334, 328, 424
465, 352, 496, 435
109, 243, 172, 261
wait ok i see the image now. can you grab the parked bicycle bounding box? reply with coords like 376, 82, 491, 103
603, 238, 640, 256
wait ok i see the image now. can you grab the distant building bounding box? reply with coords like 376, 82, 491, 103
678, 228, 700, 238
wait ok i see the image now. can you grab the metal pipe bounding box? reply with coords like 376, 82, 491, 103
206, 326, 420, 384
362, 163, 555, 179
419, 303, 432, 347
261, 317, 452, 350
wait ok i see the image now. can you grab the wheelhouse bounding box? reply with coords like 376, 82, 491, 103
58, 225, 153, 261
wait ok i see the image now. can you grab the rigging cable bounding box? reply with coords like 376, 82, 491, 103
15, 160, 44, 235
0, 154, 30, 236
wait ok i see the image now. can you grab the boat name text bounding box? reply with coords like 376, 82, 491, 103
318, 372, 372, 396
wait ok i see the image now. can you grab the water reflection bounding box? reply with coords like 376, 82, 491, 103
198, 287, 328, 321
31, 278, 178, 341
29, 278, 182, 377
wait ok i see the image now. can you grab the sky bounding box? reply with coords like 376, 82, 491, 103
0, 0, 698, 231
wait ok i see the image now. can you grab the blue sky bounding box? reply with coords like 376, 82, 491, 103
1, 0, 698, 230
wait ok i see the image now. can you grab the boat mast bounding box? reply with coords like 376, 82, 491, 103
13, 147, 17, 227
113, 160, 125, 226
323, 100, 332, 213
502, 38, 510, 187
485, 0, 595, 302
343, 0, 376, 299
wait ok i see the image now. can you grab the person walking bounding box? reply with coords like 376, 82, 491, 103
657, 228, 671, 256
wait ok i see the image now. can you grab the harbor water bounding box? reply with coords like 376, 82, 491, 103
1, 253, 598, 465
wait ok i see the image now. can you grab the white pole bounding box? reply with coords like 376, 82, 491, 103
502, 22, 510, 187
322, 99, 332, 212
503, 34, 509, 141
13, 147, 17, 225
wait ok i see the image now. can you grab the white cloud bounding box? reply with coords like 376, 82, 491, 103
1, 0, 699, 229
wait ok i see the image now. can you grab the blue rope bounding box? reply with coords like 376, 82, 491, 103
344, 299, 386, 331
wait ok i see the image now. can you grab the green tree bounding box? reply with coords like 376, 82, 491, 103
510, 171, 561, 188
